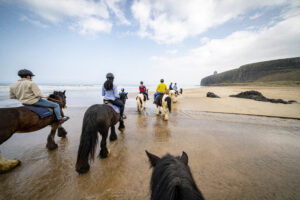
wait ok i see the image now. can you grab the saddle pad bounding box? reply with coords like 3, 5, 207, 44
23, 105, 53, 118
108, 104, 120, 114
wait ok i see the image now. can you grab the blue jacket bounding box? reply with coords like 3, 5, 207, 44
102, 84, 120, 101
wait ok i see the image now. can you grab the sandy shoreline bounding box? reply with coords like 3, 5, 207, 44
140, 86, 300, 119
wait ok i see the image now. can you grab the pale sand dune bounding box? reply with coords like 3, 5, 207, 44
173, 86, 300, 119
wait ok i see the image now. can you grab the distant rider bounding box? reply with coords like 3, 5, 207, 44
102, 73, 126, 119
139, 81, 149, 100
154, 79, 168, 102
9, 69, 69, 124
169, 82, 173, 90
173, 83, 178, 94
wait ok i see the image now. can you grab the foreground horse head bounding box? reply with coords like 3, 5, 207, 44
155, 94, 172, 120
136, 93, 146, 113
146, 151, 205, 200
0, 90, 68, 174
76, 93, 127, 174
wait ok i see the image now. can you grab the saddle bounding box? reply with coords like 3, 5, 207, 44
103, 100, 120, 114
23, 105, 53, 119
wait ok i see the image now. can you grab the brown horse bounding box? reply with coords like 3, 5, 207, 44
0, 91, 68, 174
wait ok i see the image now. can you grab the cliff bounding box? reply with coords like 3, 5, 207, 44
200, 57, 300, 86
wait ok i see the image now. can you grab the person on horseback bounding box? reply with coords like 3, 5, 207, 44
9, 69, 69, 124
173, 83, 178, 95
169, 82, 173, 90
102, 73, 126, 119
139, 81, 149, 100
154, 79, 167, 103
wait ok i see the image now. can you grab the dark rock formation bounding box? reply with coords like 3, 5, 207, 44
201, 57, 300, 86
229, 90, 297, 104
207, 92, 220, 98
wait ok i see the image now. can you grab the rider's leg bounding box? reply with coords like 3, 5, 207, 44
113, 99, 124, 116
33, 98, 62, 120
143, 92, 149, 100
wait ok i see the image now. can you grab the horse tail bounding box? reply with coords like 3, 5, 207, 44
76, 110, 98, 173
165, 96, 172, 113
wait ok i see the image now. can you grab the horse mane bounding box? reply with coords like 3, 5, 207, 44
104, 80, 113, 90
149, 154, 205, 200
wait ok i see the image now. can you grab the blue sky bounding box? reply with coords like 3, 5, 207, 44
0, 0, 299, 85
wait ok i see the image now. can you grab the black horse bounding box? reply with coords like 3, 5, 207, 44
75, 93, 128, 174
146, 151, 205, 200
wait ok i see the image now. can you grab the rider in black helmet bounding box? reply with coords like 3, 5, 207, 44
154, 78, 168, 102
102, 73, 126, 119
10, 69, 69, 124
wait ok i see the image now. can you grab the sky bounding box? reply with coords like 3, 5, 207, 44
0, 0, 299, 86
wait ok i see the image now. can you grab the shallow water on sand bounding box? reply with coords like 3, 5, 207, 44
1, 102, 300, 200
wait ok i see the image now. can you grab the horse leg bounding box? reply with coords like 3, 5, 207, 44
163, 106, 168, 121
109, 125, 117, 141
0, 153, 21, 174
57, 125, 67, 138
46, 123, 58, 150
118, 119, 125, 130
156, 106, 161, 115
99, 128, 110, 158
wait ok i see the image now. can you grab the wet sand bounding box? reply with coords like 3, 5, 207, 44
1, 86, 300, 200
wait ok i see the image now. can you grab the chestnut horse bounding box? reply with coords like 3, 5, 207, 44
146, 151, 205, 200
75, 92, 127, 174
0, 91, 68, 174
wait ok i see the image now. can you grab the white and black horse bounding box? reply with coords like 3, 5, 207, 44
169, 90, 178, 103
146, 151, 205, 200
136, 93, 147, 113
154, 94, 172, 120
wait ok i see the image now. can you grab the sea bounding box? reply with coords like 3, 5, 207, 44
0, 84, 199, 108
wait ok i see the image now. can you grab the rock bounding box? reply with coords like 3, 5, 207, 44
229, 90, 297, 104
207, 92, 220, 98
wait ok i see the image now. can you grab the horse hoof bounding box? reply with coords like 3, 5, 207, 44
99, 149, 109, 158
118, 125, 125, 131
76, 164, 90, 174
47, 143, 58, 150
110, 134, 118, 141
57, 127, 67, 137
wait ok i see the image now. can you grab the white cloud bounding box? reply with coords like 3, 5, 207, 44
19, 0, 128, 35
166, 49, 178, 55
150, 14, 300, 84
77, 17, 112, 35
131, 0, 288, 44
249, 13, 262, 20
20, 15, 48, 28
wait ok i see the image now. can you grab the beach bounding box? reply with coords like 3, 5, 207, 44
1, 86, 300, 199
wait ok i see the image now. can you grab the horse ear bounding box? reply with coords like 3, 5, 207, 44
63, 90, 66, 94
180, 151, 188, 165
145, 150, 160, 167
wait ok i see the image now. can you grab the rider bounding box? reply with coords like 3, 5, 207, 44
169, 82, 173, 90
139, 81, 149, 100
154, 79, 168, 102
102, 73, 126, 119
9, 69, 69, 124
173, 83, 178, 94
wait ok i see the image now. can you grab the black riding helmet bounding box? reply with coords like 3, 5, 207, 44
140, 81, 143, 84
18, 69, 35, 78
160, 79, 164, 83
106, 73, 114, 80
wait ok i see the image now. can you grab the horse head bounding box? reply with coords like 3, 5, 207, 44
119, 92, 128, 104
49, 90, 67, 108
145, 151, 205, 200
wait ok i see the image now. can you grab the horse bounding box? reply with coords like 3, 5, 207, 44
75, 92, 128, 174
0, 91, 68, 174
179, 88, 183, 95
154, 94, 172, 121
169, 90, 178, 103
146, 151, 205, 200
136, 93, 147, 113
